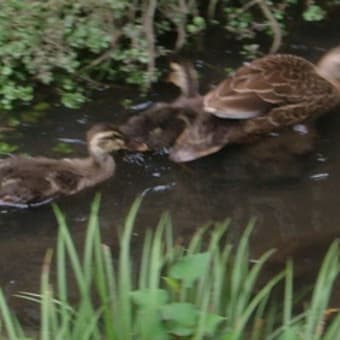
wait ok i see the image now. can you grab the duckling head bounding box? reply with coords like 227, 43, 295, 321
87, 123, 128, 158
316, 46, 340, 90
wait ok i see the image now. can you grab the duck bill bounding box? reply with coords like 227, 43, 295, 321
125, 141, 150, 152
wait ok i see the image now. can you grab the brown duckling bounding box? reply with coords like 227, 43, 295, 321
0, 123, 125, 208
169, 47, 340, 162
118, 61, 201, 152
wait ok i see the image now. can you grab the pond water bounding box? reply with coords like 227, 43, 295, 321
1, 21, 340, 323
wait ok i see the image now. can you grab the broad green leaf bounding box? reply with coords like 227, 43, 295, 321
169, 252, 210, 287
130, 289, 169, 307
161, 302, 198, 326
165, 321, 194, 336
201, 313, 225, 335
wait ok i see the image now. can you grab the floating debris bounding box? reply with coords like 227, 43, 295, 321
130, 101, 153, 111
315, 153, 327, 163
141, 182, 176, 196
309, 173, 329, 181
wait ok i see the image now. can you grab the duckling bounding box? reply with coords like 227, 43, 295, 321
118, 61, 200, 152
0, 123, 125, 208
169, 48, 340, 162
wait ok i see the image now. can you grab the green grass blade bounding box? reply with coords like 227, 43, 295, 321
40, 249, 53, 340
232, 271, 286, 340
118, 196, 143, 339
228, 221, 254, 321
304, 240, 340, 339
233, 249, 276, 323
323, 310, 340, 340
0, 290, 25, 340
139, 229, 152, 290
56, 213, 71, 339
83, 193, 101, 283
53, 204, 87, 296
283, 260, 293, 330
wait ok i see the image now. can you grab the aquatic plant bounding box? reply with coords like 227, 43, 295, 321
0, 0, 338, 109
0, 195, 339, 339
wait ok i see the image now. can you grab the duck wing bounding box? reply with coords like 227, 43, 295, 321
203, 54, 333, 119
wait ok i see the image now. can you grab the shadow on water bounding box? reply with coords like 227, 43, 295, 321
1, 21, 340, 323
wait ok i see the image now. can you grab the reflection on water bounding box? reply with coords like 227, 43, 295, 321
1, 36, 340, 322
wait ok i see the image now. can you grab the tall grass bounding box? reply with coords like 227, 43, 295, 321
0, 194, 339, 339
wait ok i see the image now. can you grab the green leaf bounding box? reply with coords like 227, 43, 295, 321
165, 321, 194, 336
162, 277, 180, 293
130, 289, 169, 307
169, 252, 210, 287
201, 312, 225, 335
21, 110, 45, 123
61, 91, 86, 109
0, 142, 18, 154
33, 102, 50, 111
52, 143, 74, 155
1, 66, 12, 76
161, 303, 198, 326
303, 5, 326, 22
7, 117, 20, 127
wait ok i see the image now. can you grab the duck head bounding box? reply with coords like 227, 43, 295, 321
316, 46, 340, 90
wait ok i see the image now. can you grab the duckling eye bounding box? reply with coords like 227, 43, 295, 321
97, 137, 114, 148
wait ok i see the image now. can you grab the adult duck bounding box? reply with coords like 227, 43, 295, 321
0, 123, 125, 208
120, 47, 340, 162
170, 47, 340, 161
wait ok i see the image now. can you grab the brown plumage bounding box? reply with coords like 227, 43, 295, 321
118, 47, 340, 162
169, 48, 340, 162
118, 61, 201, 153
118, 103, 195, 152
0, 123, 125, 208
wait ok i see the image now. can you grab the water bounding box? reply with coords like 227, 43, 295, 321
1, 23, 340, 323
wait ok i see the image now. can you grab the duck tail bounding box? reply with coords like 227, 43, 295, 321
167, 60, 199, 98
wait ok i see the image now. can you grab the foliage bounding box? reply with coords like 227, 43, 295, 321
0, 141, 18, 154
0, 195, 340, 339
0, 0, 339, 109
52, 142, 75, 155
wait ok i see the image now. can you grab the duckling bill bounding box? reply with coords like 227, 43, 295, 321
0, 123, 125, 208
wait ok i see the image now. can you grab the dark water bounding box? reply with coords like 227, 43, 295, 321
1, 23, 340, 322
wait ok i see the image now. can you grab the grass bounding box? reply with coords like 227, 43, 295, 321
0, 194, 339, 339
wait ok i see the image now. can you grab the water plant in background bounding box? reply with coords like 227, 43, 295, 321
52, 142, 75, 155
0, 195, 339, 339
0, 0, 339, 109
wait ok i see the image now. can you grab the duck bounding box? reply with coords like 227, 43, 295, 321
170, 47, 340, 162
119, 47, 340, 162
0, 123, 126, 208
